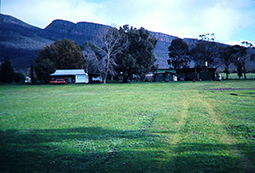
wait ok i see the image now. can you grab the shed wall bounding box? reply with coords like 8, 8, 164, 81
75, 74, 89, 83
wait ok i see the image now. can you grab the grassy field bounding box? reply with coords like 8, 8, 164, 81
221, 73, 255, 80
0, 81, 254, 172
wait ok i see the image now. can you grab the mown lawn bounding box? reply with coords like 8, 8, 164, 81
0, 81, 254, 172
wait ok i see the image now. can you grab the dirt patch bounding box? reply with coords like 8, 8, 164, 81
204, 88, 255, 91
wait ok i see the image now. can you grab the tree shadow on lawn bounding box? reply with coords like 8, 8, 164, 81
0, 127, 254, 172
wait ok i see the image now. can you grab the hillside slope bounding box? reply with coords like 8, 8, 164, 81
0, 14, 54, 71
1, 14, 254, 72
1, 14, 179, 71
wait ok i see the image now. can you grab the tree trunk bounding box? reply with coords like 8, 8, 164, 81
239, 58, 246, 79
103, 70, 108, 84
122, 76, 128, 83
31, 64, 34, 85
103, 54, 111, 84
226, 64, 229, 80
243, 63, 247, 79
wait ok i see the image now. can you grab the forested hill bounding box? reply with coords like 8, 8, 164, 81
0, 14, 180, 72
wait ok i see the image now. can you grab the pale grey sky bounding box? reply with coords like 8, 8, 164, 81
2, 0, 255, 45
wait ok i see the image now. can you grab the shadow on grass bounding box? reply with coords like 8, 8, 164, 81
0, 127, 254, 172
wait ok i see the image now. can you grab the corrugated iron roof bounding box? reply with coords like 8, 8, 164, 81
50, 69, 86, 76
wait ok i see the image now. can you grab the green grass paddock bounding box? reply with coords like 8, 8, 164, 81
221, 73, 255, 80
0, 81, 255, 172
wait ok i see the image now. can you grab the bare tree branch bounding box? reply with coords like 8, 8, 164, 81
84, 28, 129, 83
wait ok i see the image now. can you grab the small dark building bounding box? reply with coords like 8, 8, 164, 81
154, 69, 177, 82
176, 68, 198, 81
176, 67, 217, 81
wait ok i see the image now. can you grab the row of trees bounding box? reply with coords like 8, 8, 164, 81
1, 29, 254, 84
35, 25, 157, 83
168, 35, 255, 79
85, 25, 157, 83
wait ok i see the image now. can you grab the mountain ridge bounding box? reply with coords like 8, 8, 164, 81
2, 14, 253, 73
0, 14, 181, 72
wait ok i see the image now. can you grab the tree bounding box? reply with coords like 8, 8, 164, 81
190, 40, 220, 69
241, 41, 253, 48
14, 72, 25, 84
115, 53, 136, 83
116, 25, 157, 82
85, 28, 127, 83
251, 53, 255, 62
232, 45, 248, 79
168, 38, 190, 69
0, 56, 16, 83
133, 27, 157, 81
35, 39, 85, 83
219, 45, 236, 79
240, 41, 254, 79
35, 39, 84, 69
115, 25, 137, 83
35, 59, 55, 83
199, 33, 215, 41
232, 42, 255, 78
84, 42, 105, 82
30, 64, 35, 84
236, 59, 243, 79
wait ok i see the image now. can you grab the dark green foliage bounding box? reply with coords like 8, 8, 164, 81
190, 40, 220, 68
85, 26, 157, 83
232, 43, 255, 79
219, 46, 236, 79
0, 57, 25, 84
35, 46, 53, 64
199, 33, 216, 41
251, 54, 255, 61
0, 57, 16, 83
116, 25, 157, 82
30, 64, 35, 84
116, 53, 136, 83
233, 42, 255, 79
237, 60, 243, 79
35, 39, 84, 69
115, 26, 136, 83
168, 38, 190, 69
232, 45, 247, 79
14, 72, 25, 83
35, 59, 55, 83
35, 39, 85, 83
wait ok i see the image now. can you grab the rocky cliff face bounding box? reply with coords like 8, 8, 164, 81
44, 20, 75, 34
41, 20, 112, 45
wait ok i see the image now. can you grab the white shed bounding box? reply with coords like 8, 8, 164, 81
50, 69, 89, 84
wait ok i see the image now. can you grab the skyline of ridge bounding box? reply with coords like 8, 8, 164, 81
2, 0, 255, 46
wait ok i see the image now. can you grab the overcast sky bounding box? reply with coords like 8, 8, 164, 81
2, 0, 255, 45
